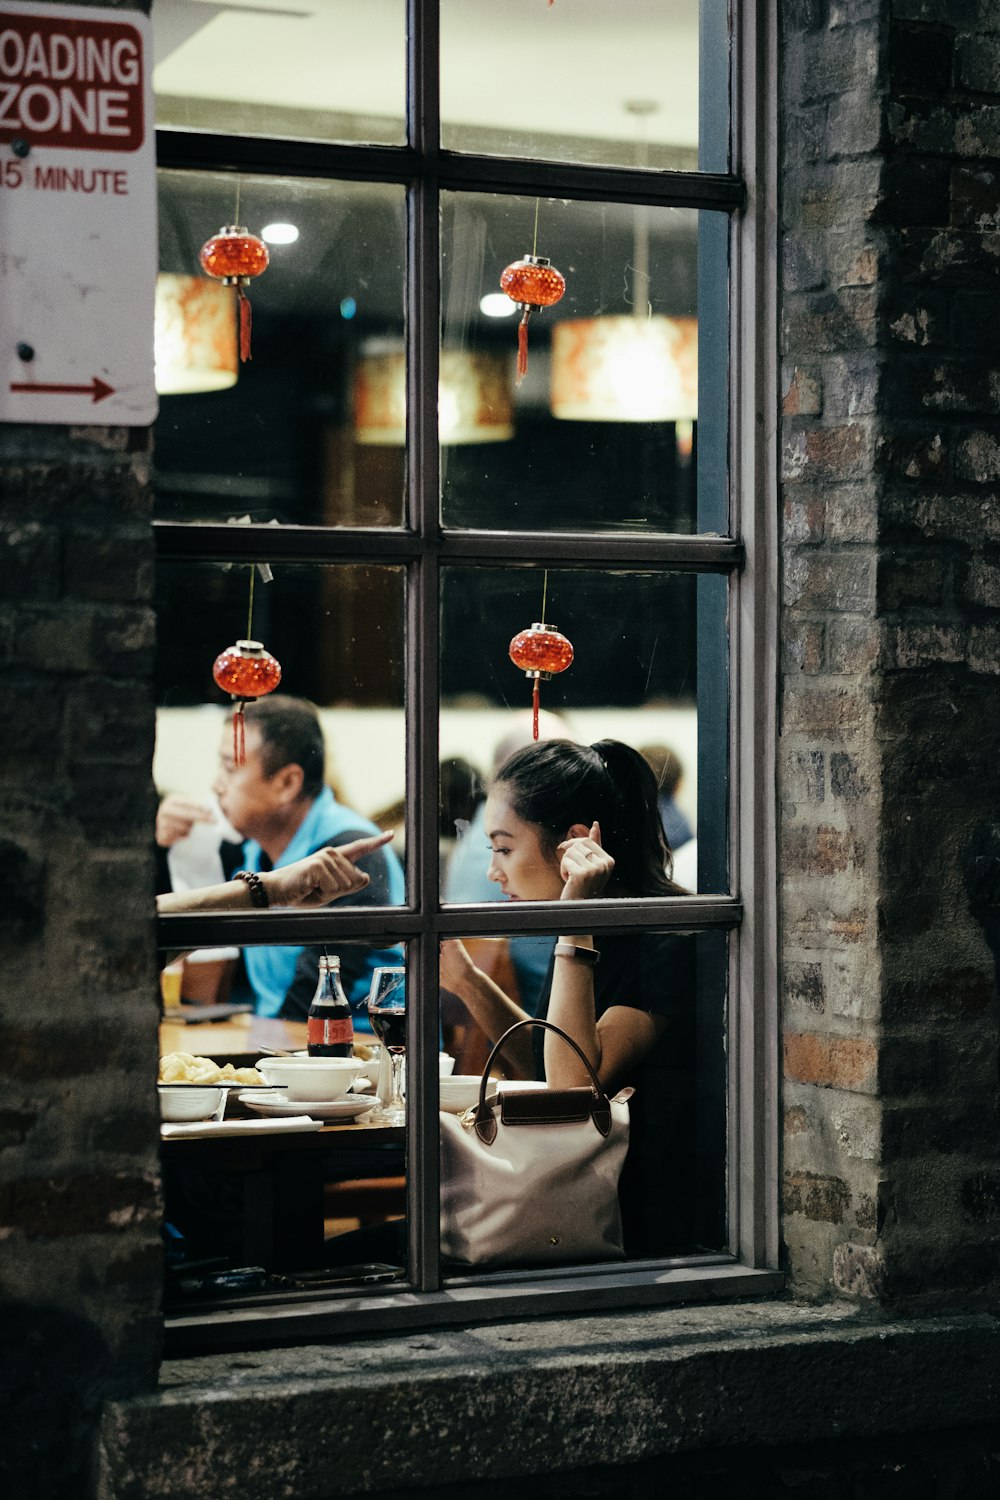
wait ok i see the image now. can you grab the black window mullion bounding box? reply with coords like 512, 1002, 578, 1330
406, 0, 442, 1295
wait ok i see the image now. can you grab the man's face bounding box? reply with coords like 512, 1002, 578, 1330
212, 724, 284, 840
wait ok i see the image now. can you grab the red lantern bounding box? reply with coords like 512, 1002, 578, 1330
500, 254, 566, 383
212, 638, 282, 765
199, 225, 270, 363
509, 622, 574, 739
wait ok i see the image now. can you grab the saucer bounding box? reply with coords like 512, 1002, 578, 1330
238, 1090, 377, 1122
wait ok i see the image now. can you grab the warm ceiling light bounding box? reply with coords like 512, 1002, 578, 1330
479, 292, 518, 318
354, 349, 514, 444
261, 221, 299, 245
154, 273, 238, 396
550, 314, 697, 426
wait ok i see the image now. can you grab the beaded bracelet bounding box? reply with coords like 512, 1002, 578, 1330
233, 869, 269, 909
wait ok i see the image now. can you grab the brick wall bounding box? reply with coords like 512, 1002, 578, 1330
0, 414, 161, 1499
780, 0, 1000, 1304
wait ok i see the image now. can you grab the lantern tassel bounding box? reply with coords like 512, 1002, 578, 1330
238, 287, 253, 363
532, 678, 540, 740
517, 310, 530, 383
234, 701, 246, 766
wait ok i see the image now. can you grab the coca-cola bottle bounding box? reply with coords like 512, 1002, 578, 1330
307, 955, 353, 1057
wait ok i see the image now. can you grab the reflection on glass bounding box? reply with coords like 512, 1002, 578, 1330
441, 193, 710, 533
439, 564, 724, 898
153, 0, 406, 144
366, 967, 407, 1125
155, 171, 405, 526
441, 0, 701, 170
439, 927, 727, 1265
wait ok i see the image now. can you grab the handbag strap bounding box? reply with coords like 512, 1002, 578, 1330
473, 1018, 613, 1145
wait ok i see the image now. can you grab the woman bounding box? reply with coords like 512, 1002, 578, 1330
442, 739, 697, 1256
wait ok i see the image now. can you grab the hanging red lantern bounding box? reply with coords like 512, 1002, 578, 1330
212, 638, 282, 765
509, 622, 574, 739
500, 254, 566, 384
199, 225, 269, 363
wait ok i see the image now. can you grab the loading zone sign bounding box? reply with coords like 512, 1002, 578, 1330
0, 1, 157, 425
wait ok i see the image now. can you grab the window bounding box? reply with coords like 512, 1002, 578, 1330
154, 0, 779, 1345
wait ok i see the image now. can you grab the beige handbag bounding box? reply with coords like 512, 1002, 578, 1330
439, 1018, 633, 1268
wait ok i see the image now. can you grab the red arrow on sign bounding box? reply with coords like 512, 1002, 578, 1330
10, 377, 115, 404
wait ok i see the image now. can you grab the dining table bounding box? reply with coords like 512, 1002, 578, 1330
159, 1011, 405, 1279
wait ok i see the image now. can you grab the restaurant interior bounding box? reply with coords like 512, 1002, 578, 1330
150, 0, 726, 1308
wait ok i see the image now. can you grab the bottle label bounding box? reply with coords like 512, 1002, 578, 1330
308, 1015, 353, 1048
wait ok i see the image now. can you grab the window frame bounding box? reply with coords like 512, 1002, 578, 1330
155, 0, 780, 1349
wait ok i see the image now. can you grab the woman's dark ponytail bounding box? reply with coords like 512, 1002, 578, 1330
589, 739, 676, 896
492, 736, 679, 897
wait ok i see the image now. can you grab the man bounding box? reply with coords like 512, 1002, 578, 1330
156, 695, 404, 1019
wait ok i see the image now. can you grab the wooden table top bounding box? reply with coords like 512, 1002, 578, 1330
160, 1012, 307, 1062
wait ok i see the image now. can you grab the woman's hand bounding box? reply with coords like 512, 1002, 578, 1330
557, 821, 614, 901
439, 938, 479, 996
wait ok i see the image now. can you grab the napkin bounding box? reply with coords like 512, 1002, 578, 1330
160, 1116, 323, 1140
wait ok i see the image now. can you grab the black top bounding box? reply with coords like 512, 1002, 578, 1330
532, 929, 699, 1258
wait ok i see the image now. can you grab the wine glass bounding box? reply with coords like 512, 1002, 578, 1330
366, 966, 406, 1126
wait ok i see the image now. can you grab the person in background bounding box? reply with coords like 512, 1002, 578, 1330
444, 710, 569, 1014
155, 695, 404, 1019
639, 743, 694, 854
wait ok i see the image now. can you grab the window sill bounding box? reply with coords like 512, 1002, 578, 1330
101, 1299, 1000, 1498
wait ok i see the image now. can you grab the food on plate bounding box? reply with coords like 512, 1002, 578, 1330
353, 1042, 378, 1061
159, 1051, 263, 1086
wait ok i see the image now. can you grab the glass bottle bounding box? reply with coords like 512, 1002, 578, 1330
307, 955, 353, 1057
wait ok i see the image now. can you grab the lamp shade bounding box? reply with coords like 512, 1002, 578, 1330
154, 273, 238, 395
550, 315, 698, 424
354, 350, 514, 444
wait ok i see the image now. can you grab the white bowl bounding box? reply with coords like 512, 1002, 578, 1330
438, 1075, 483, 1114
439, 1053, 456, 1077
350, 1051, 382, 1089
256, 1055, 363, 1101
158, 1085, 225, 1123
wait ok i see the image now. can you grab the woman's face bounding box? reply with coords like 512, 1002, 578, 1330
484, 792, 564, 902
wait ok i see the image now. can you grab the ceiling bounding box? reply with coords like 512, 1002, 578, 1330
151, 0, 701, 162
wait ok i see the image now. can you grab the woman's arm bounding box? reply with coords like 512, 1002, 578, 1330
439, 940, 535, 1078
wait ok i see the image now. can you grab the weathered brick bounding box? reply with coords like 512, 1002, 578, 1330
827, 616, 881, 675
889, 20, 954, 95
886, 429, 947, 481
785, 961, 826, 1012
833, 1241, 886, 1299
951, 165, 1000, 229
962, 1173, 1000, 1222
783, 619, 826, 674
955, 34, 1000, 94
0, 1172, 159, 1238
0, 524, 60, 603
0, 837, 45, 942
887, 99, 957, 154
962, 559, 1000, 610
784, 824, 865, 875
954, 291, 1000, 351
829, 751, 869, 800
884, 967, 994, 1023
825, 486, 878, 543
876, 157, 951, 225
783, 1171, 851, 1224
782, 366, 824, 417
783, 492, 826, 542
784, 1032, 878, 1092
879, 555, 946, 609
783, 685, 873, 734
786, 747, 826, 803
784, 291, 880, 356
785, 550, 876, 611
822, 355, 881, 418
955, 429, 1000, 484
784, 1105, 811, 1136
888, 624, 967, 669
828, 89, 884, 156
955, 104, 1000, 159
62, 531, 154, 605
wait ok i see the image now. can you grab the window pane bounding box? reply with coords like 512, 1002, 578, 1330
160, 943, 408, 1304
438, 926, 727, 1268
440, 566, 728, 901
440, 194, 725, 535
155, 560, 406, 907
153, 0, 405, 145
441, 0, 701, 170
155, 171, 405, 526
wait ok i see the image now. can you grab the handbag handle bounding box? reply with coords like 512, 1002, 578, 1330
473, 1018, 612, 1145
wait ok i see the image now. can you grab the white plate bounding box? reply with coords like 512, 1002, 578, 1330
238, 1090, 377, 1121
